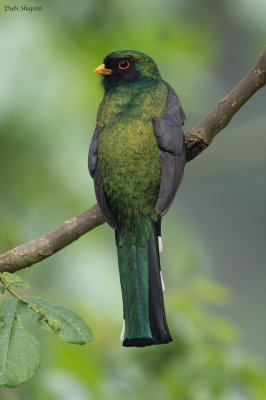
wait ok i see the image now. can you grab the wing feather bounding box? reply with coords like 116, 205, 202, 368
152, 85, 186, 215
88, 128, 117, 229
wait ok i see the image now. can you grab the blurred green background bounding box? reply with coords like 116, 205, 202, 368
0, 0, 266, 399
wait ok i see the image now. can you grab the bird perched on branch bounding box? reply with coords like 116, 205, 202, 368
88, 50, 186, 347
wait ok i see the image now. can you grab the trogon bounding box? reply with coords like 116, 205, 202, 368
88, 50, 186, 347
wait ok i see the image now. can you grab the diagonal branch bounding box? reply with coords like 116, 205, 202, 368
0, 48, 265, 274
0, 205, 105, 273
185, 47, 266, 161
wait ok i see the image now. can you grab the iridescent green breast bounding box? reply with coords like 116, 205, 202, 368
97, 80, 168, 226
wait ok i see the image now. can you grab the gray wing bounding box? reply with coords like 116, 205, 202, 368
88, 128, 117, 229
152, 85, 186, 216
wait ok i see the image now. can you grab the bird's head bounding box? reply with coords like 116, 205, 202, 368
94, 50, 161, 92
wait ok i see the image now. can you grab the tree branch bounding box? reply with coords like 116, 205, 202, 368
185, 47, 266, 161
0, 48, 265, 273
0, 205, 105, 273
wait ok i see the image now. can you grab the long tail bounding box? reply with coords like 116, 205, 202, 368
115, 217, 172, 347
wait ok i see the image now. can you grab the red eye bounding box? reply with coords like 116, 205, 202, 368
118, 60, 130, 70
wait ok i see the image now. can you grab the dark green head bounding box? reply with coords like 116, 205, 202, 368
94, 50, 161, 92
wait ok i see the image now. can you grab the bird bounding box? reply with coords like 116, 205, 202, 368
88, 50, 186, 347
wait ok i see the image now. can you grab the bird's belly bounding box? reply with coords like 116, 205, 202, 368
98, 120, 161, 222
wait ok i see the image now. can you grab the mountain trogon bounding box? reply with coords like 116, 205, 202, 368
88, 50, 186, 347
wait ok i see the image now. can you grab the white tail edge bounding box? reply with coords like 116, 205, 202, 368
158, 236, 163, 253
120, 319, 125, 341
160, 271, 165, 292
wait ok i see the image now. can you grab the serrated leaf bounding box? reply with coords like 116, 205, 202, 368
0, 298, 41, 388
0, 272, 31, 290
0, 286, 5, 295
24, 296, 93, 344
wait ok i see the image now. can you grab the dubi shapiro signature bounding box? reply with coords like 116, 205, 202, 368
4, 5, 43, 13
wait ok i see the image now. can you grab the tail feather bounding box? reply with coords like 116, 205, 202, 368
148, 220, 172, 345
116, 217, 172, 347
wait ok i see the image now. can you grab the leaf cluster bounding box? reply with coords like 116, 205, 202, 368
0, 273, 93, 387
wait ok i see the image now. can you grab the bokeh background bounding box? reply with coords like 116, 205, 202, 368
0, 0, 266, 399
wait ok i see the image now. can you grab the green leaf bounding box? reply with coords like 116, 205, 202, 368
24, 296, 93, 344
0, 298, 41, 388
0, 272, 31, 290
39, 314, 62, 335
18, 298, 62, 335
0, 286, 5, 295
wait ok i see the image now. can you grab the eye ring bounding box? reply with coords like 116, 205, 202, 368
118, 60, 130, 70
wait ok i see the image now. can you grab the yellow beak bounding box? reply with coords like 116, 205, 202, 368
94, 64, 112, 75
